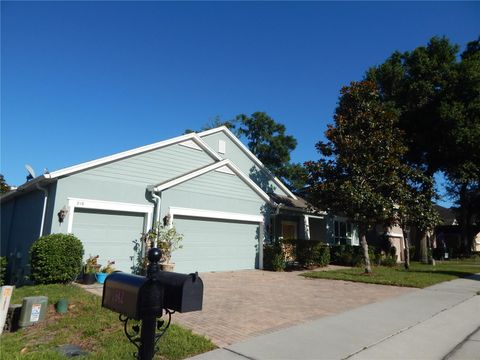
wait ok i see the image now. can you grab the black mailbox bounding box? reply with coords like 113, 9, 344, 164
102, 272, 149, 320
101, 248, 204, 360
157, 272, 203, 313
102, 271, 203, 320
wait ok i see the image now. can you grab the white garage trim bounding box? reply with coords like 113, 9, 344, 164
168, 207, 264, 224
167, 206, 264, 269
67, 197, 154, 234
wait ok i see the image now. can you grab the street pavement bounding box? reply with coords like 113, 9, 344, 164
189, 274, 480, 360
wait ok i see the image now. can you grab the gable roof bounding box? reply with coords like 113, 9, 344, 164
1, 132, 221, 202
198, 126, 298, 200
2, 126, 296, 206
149, 159, 272, 204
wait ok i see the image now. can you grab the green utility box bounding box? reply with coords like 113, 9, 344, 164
18, 296, 48, 328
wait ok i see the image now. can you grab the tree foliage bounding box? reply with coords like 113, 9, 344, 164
367, 36, 480, 254
0, 174, 10, 194
186, 112, 307, 191
236, 112, 306, 189
306, 81, 408, 273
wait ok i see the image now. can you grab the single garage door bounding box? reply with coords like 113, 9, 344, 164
72, 208, 146, 272
172, 216, 259, 273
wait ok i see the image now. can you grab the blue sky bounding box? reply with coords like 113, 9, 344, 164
1, 1, 479, 206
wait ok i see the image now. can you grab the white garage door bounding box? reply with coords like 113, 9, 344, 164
72, 208, 145, 273
172, 216, 260, 273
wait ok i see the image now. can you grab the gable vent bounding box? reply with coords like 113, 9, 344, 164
218, 140, 226, 154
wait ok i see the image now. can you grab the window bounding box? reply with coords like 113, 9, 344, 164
334, 220, 353, 245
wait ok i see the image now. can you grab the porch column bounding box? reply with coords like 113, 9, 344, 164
259, 222, 264, 269
304, 215, 311, 240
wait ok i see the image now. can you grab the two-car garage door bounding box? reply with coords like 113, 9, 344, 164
171, 216, 260, 273
71, 208, 260, 274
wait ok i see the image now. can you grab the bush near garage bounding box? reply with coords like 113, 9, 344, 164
263, 242, 285, 271
30, 233, 84, 284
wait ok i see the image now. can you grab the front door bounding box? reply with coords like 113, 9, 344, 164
281, 221, 297, 240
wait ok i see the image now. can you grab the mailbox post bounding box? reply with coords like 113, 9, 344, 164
102, 248, 203, 360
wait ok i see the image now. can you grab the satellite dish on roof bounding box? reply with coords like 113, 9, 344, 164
25, 164, 36, 181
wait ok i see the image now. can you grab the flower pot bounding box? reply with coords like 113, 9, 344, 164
95, 272, 108, 284
82, 273, 96, 285
160, 263, 175, 272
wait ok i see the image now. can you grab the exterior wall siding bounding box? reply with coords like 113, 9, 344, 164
200, 132, 289, 197
160, 170, 267, 272
52, 144, 215, 233
161, 170, 266, 219
1, 189, 46, 284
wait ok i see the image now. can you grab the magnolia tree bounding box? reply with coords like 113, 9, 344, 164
306, 81, 407, 274
396, 170, 441, 269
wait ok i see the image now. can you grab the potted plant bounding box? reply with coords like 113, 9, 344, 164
95, 260, 115, 284
82, 255, 100, 284
157, 225, 183, 271
96, 260, 115, 284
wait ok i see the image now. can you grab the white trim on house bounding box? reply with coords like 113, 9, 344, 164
50, 133, 198, 179
198, 126, 298, 200
225, 161, 273, 204
151, 159, 273, 204
66, 197, 153, 234
215, 165, 235, 175
0, 132, 226, 203
153, 160, 230, 192
168, 206, 264, 224
179, 139, 202, 151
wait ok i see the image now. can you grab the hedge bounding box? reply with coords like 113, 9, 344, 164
330, 244, 376, 267
283, 239, 330, 268
30, 233, 84, 284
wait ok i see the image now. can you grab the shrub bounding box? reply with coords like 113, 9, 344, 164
293, 240, 330, 268
0, 257, 7, 286
381, 257, 398, 267
263, 243, 285, 271
30, 233, 84, 284
330, 244, 374, 267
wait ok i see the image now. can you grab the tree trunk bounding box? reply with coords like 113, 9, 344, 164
459, 183, 470, 255
402, 228, 410, 270
359, 225, 372, 274
427, 233, 435, 266
419, 231, 428, 264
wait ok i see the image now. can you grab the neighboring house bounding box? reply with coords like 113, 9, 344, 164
1, 127, 324, 284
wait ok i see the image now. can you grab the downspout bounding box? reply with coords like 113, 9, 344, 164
147, 186, 161, 247
36, 183, 48, 237
274, 203, 282, 242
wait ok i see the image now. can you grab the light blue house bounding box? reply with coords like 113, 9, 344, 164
2, 127, 339, 283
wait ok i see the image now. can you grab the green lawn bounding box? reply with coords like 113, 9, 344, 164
1, 284, 216, 359
302, 259, 480, 288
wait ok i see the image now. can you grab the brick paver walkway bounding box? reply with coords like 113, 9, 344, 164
79, 268, 413, 347
171, 269, 413, 347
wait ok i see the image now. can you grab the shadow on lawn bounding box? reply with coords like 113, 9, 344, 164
410, 269, 480, 281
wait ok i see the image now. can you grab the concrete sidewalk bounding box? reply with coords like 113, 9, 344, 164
189, 275, 480, 360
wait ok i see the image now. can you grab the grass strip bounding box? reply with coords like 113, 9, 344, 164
1, 284, 216, 359
302, 260, 480, 288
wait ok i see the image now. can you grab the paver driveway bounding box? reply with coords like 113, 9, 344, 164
171, 269, 413, 347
